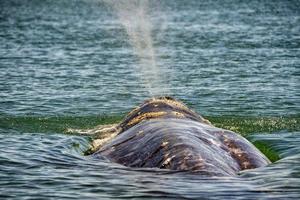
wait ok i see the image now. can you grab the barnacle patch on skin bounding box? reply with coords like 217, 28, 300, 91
84, 130, 119, 155
221, 136, 255, 170
126, 106, 142, 118
242, 161, 251, 169
152, 98, 190, 111
162, 155, 175, 167
230, 148, 244, 155
208, 138, 221, 147
137, 130, 144, 135
120, 97, 211, 131
151, 97, 211, 124
161, 141, 169, 147
127, 111, 167, 126
172, 111, 185, 118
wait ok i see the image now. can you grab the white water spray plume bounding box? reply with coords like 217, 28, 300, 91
103, 0, 170, 96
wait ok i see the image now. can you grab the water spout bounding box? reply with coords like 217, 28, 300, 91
104, 0, 169, 96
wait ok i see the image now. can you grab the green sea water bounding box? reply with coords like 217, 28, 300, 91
0, 0, 300, 199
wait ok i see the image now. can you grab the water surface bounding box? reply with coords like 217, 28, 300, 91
0, 0, 299, 199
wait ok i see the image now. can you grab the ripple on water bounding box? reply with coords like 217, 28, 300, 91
1, 0, 300, 199
0, 130, 299, 199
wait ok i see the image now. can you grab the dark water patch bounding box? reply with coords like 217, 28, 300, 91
250, 140, 280, 162
0, 115, 122, 134
209, 115, 300, 136
1, 115, 299, 135
248, 132, 300, 159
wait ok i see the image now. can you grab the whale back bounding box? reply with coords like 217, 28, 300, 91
92, 97, 271, 175
118, 96, 210, 132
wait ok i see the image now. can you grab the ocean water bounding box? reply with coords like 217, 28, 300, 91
0, 0, 300, 199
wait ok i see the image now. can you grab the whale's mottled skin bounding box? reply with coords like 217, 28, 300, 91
90, 97, 270, 176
